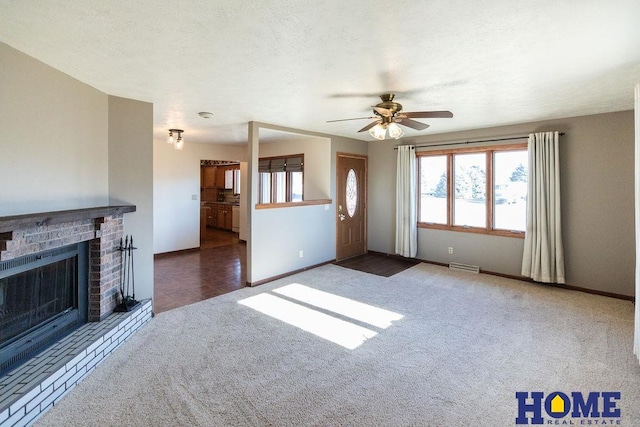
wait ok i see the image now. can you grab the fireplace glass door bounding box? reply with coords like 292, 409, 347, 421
1, 258, 76, 344
0, 243, 87, 373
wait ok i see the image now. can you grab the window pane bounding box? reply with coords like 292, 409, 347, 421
453, 153, 486, 227
494, 150, 528, 231
274, 172, 286, 203
259, 173, 271, 203
291, 172, 303, 202
346, 169, 358, 217
233, 169, 241, 195
419, 156, 447, 224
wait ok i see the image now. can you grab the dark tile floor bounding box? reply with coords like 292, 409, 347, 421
335, 252, 420, 277
153, 228, 246, 313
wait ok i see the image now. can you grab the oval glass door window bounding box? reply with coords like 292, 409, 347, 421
346, 169, 358, 217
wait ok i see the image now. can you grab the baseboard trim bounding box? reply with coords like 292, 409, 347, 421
479, 269, 633, 302
546, 282, 634, 302
369, 251, 635, 303
246, 260, 334, 287
154, 247, 200, 258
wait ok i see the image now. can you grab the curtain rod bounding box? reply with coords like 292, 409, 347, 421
394, 132, 565, 150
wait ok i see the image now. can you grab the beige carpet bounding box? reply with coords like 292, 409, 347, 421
36, 263, 640, 426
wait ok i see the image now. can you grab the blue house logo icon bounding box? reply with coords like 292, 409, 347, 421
515, 391, 621, 424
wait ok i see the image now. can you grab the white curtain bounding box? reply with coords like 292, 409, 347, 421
634, 83, 640, 363
521, 131, 565, 283
395, 145, 417, 258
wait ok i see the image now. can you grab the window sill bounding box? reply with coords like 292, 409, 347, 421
256, 199, 332, 210
417, 222, 525, 238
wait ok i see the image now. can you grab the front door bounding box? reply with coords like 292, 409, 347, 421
336, 153, 367, 261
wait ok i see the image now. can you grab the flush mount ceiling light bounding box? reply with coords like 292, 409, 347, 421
168, 129, 185, 150
198, 112, 213, 119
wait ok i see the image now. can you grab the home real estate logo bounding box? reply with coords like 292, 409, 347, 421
515, 391, 621, 425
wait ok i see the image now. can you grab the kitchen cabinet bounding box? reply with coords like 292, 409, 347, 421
215, 167, 227, 189
202, 166, 217, 188
200, 206, 209, 239
202, 202, 235, 231
224, 208, 233, 230
206, 205, 217, 228
216, 204, 233, 230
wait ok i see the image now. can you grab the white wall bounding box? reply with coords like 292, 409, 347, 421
108, 95, 154, 301
153, 139, 245, 253
247, 122, 367, 284
252, 204, 335, 279
0, 42, 109, 215
368, 111, 636, 296
0, 41, 155, 301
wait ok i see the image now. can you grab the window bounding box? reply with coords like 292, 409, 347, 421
233, 169, 241, 195
419, 155, 447, 224
493, 150, 528, 231
417, 144, 528, 237
258, 154, 304, 204
453, 152, 486, 228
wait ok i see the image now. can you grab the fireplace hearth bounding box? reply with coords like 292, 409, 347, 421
0, 205, 154, 426
0, 206, 137, 371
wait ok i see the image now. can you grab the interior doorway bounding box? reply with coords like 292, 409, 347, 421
336, 153, 368, 261
152, 159, 246, 313
200, 160, 241, 243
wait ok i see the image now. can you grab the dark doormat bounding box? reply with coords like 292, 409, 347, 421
334, 252, 421, 277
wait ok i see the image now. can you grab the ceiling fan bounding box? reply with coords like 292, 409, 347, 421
327, 93, 453, 140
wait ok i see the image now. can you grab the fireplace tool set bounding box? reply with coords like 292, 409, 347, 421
115, 235, 140, 312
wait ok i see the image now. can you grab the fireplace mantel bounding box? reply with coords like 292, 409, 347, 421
0, 205, 136, 233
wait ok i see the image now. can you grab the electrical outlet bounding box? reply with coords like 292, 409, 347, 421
192, 194, 197, 200
448, 247, 454, 255
299, 250, 304, 258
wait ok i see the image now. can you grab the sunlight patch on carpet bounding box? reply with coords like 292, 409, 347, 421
273, 283, 403, 329
239, 293, 378, 350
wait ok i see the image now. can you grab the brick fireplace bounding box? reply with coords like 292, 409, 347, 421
0, 206, 152, 426
0, 205, 135, 322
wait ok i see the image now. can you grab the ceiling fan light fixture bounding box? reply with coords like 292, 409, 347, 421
369, 123, 386, 140
388, 122, 405, 139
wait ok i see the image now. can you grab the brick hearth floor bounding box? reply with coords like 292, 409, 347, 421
0, 299, 152, 427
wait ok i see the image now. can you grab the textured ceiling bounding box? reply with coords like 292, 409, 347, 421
1, 0, 639, 145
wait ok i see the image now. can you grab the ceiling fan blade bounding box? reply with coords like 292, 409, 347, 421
397, 118, 430, 131
402, 110, 453, 119
327, 116, 376, 123
372, 106, 392, 117
358, 121, 381, 133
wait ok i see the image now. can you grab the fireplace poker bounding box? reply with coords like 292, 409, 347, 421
130, 236, 136, 303
125, 235, 131, 301
119, 237, 125, 304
